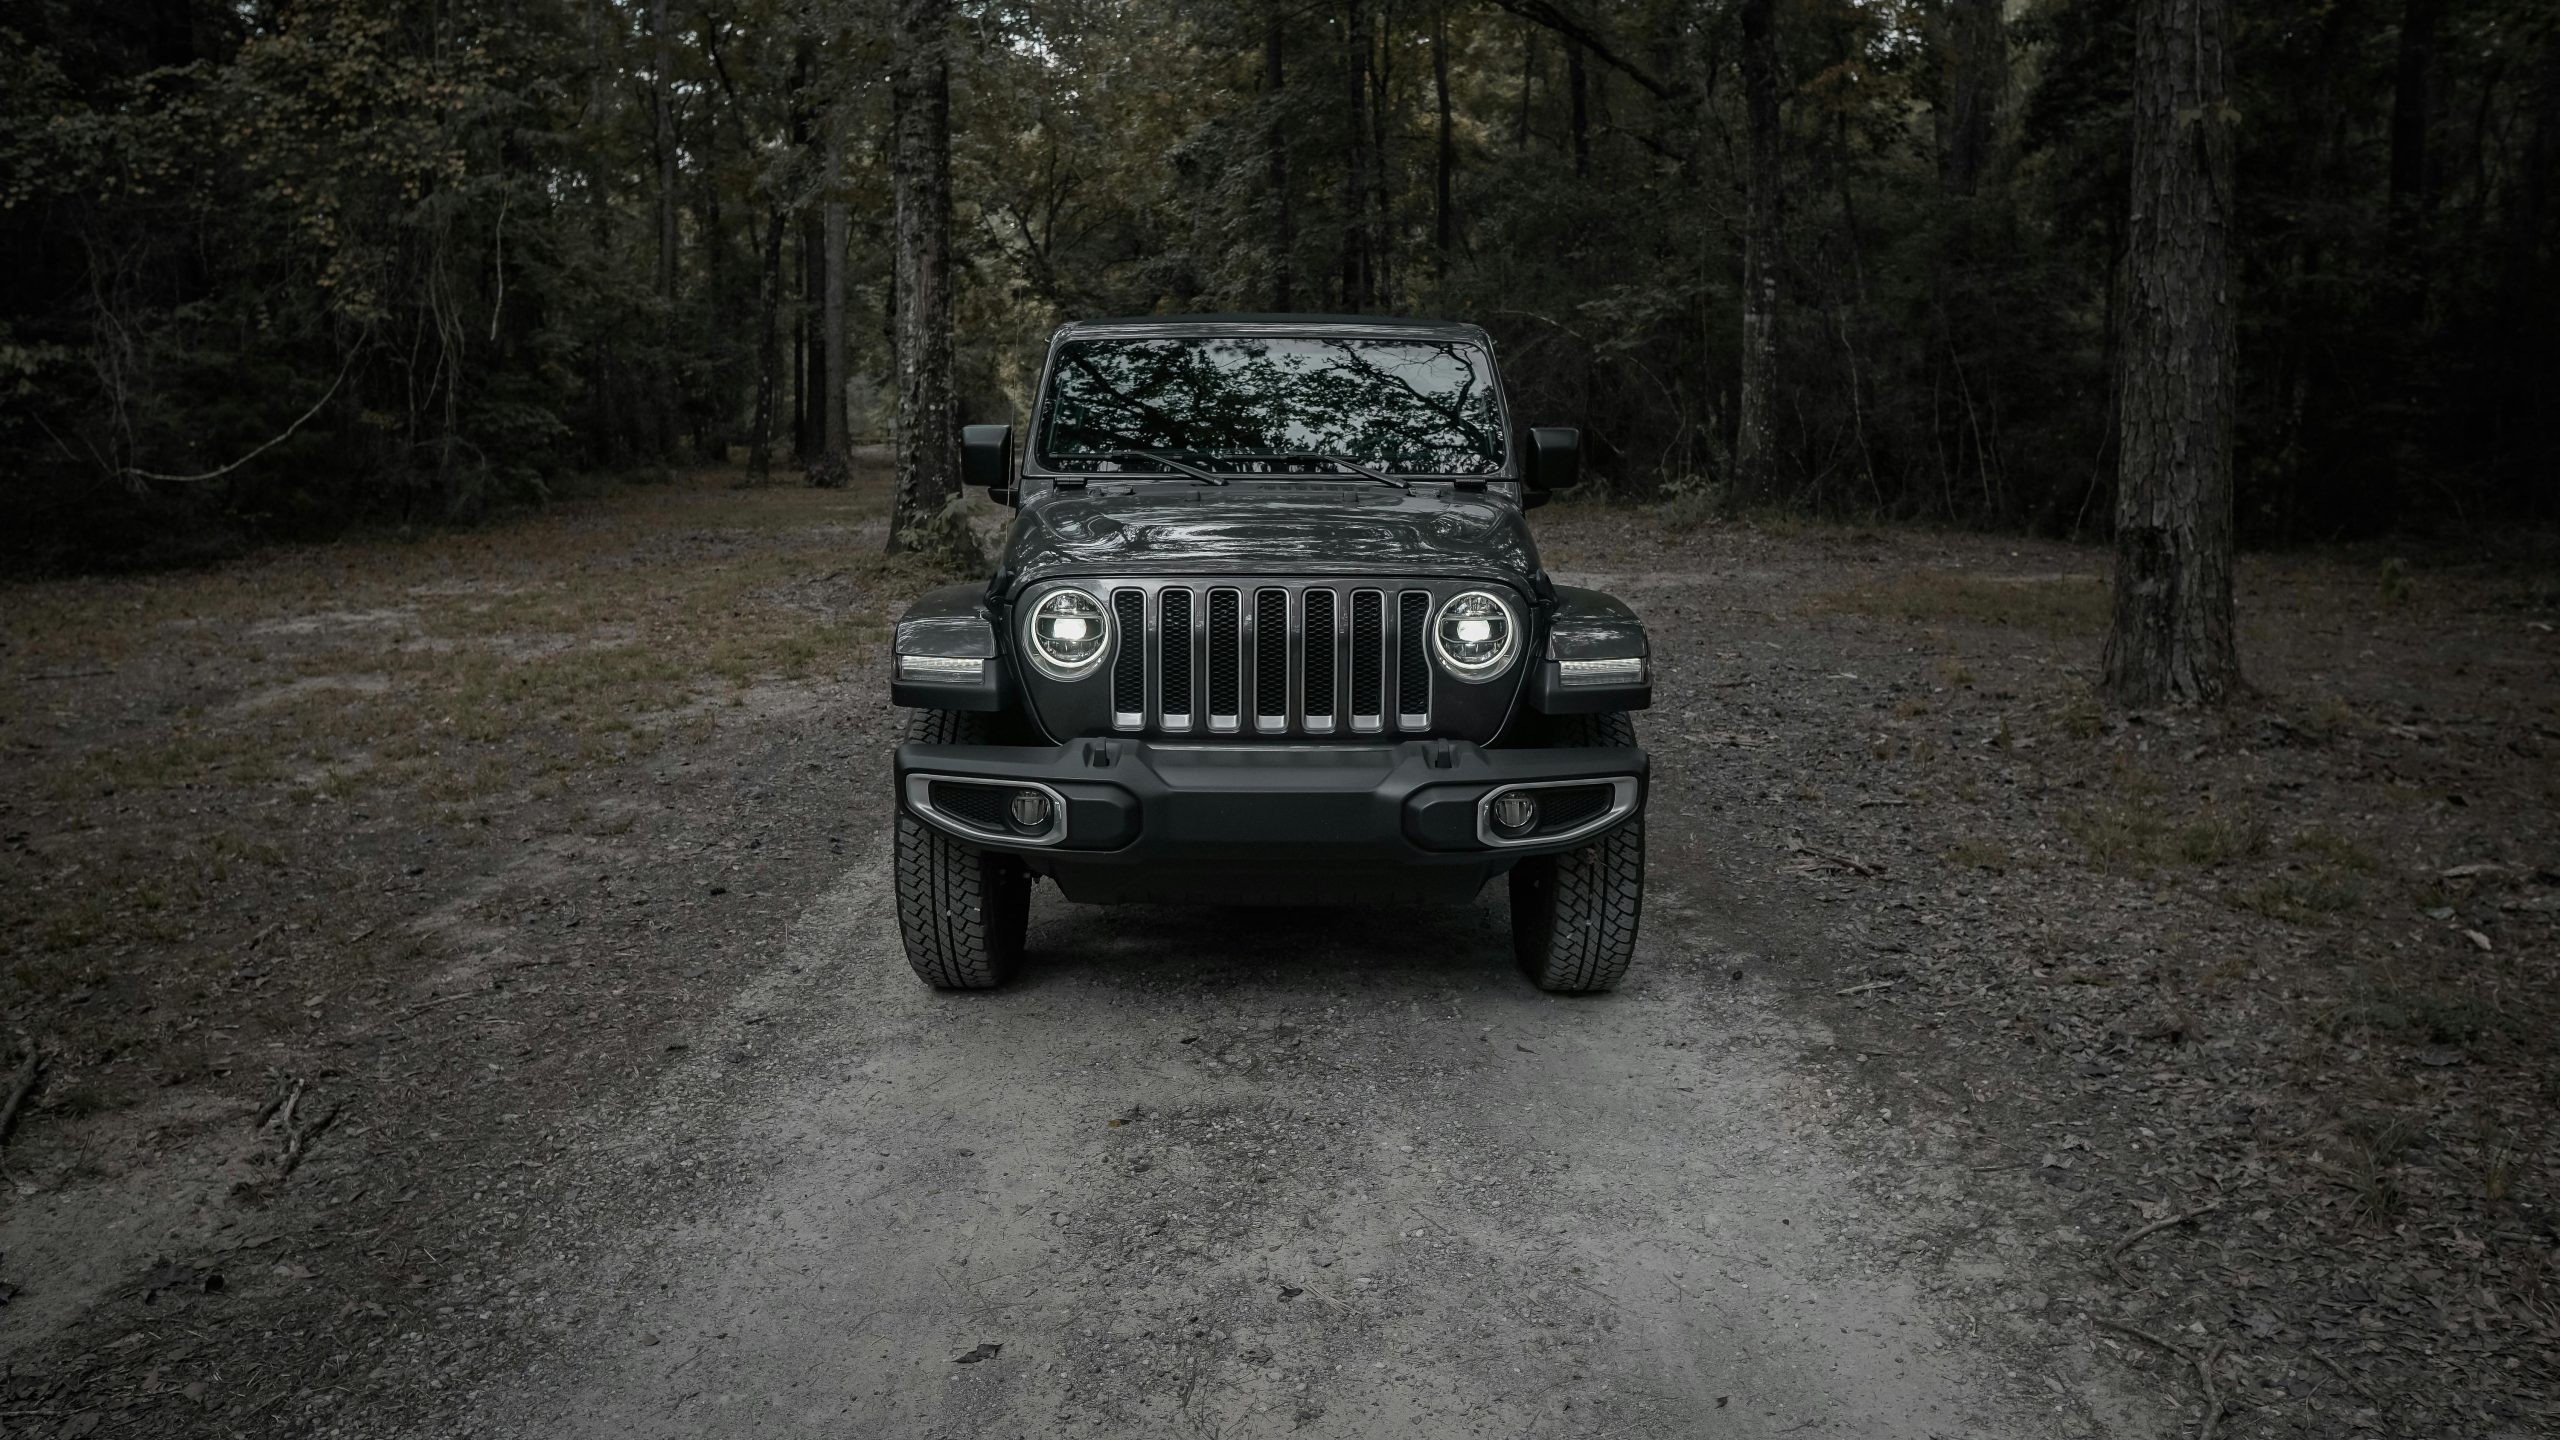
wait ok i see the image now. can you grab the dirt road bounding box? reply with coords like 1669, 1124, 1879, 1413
385, 532, 2131, 1440
8, 476, 2548, 1438
448, 809, 2076, 1438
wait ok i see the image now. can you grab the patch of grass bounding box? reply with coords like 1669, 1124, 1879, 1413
2055, 688, 2105, 740
2292, 828, 2379, 871
2294, 693, 2368, 743
1815, 570, 2108, 637
2378, 556, 2417, 608
1645, 474, 1725, 534
1945, 838, 2044, 872
2062, 800, 2267, 871
2333, 962, 2503, 1047
2232, 868, 2370, 921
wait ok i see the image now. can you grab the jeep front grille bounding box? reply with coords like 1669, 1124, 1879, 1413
1095, 580, 1455, 737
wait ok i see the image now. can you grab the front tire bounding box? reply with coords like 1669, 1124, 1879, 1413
894, 709, 1031, 989
1509, 711, 1646, 993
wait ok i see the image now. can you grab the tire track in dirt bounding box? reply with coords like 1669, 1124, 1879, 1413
448, 831, 2073, 1438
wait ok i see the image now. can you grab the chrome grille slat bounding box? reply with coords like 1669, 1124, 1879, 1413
1302, 588, 1337, 733
1110, 588, 1145, 727
1206, 588, 1242, 731
1253, 588, 1289, 730
1159, 587, 1194, 729
1349, 589, 1385, 730
1397, 590, 1432, 729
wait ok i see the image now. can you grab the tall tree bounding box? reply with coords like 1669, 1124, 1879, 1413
1732, 0, 1782, 504
650, 0, 681, 458
1433, 1, 1455, 270
887, 0, 958, 551
1341, 0, 1371, 310
1942, 0, 2005, 199
817, 111, 851, 487
2103, 0, 2239, 706
1267, 3, 1294, 310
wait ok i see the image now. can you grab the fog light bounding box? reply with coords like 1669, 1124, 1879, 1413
1490, 792, 1539, 833
1009, 790, 1054, 831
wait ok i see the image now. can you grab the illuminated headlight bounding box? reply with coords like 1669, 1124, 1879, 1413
1558, 656, 1646, 687
1024, 587, 1111, 679
1431, 591, 1520, 679
897, 654, 986, 682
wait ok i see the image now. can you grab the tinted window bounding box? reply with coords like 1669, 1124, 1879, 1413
1038, 336, 1505, 475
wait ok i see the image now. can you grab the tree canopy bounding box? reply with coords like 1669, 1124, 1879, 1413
3, 0, 2553, 565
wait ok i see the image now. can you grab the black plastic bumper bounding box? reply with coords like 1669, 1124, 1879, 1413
895, 736, 1646, 906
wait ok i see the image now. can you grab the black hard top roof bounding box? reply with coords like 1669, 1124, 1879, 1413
1055, 313, 1491, 344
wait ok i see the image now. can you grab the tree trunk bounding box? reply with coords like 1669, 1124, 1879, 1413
1942, 0, 2005, 199
1517, 25, 1536, 149
1341, 0, 1369, 311
748, 204, 784, 481
1567, 34, 1588, 177
1733, 0, 1782, 505
798, 213, 824, 460
2103, 0, 2239, 707
1433, 1, 1454, 270
817, 116, 850, 487
2387, 0, 2440, 250
887, 0, 959, 552
1267, 5, 1294, 311
1368, 12, 1393, 307
650, 0, 679, 459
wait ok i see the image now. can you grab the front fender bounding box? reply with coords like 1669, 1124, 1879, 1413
892, 583, 1010, 712
1528, 585, 1651, 714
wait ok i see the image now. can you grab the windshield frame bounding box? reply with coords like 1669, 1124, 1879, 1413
1027, 329, 1516, 483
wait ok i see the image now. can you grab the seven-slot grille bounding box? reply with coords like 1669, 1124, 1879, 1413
1096, 582, 1454, 736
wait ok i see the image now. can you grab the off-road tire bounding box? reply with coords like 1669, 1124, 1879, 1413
1509, 711, 1645, 993
894, 709, 1031, 989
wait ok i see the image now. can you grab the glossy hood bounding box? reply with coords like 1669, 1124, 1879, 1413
999, 484, 1543, 591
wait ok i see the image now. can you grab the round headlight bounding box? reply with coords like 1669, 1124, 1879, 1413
1024, 588, 1112, 679
1431, 590, 1519, 679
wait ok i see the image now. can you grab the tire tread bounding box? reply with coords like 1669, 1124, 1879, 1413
1511, 711, 1645, 993
894, 709, 1029, 989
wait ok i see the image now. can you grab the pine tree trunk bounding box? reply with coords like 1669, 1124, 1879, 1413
1341, 0, 1369, 311
1733, 0, 1782, 505
798, 213, 825, 460
1517, 26, 1536, 149
817, 117, 850, 488
748, 204, 784, 482
887, 0, 958, 553
1267, 5, 1293, 311
1567, 34, 1588, 177
1368, 13, 1393, 307
1942, 0, 2005, 199
1433, 2, 1454, 273
649, 0, 679, 459
2103, 0, 2239, 707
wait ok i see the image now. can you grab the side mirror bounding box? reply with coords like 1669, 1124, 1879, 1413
1527, 427, 1582, 491
961, 424, 1014, 501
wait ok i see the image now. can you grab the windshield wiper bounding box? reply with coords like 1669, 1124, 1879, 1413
1253, 452, 1409, 489
1096, 449, 1228, 485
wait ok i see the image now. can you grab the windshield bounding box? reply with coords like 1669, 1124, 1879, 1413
1037, 335, 1506, 476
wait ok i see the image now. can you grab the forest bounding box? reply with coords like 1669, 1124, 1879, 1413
3, 0, 2554, 568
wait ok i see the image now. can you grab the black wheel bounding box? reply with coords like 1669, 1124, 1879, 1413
1509, 711, 1645, 993
894, 709, 1031, 989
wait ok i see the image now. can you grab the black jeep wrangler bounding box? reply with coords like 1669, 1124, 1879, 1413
889, 315, 1652, 992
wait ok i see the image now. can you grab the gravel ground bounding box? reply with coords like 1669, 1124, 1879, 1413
2, 471, 2549, 1438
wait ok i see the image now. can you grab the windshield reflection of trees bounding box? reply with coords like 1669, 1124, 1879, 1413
1044, 338, 1504, 475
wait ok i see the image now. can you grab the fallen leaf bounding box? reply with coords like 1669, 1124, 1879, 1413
2461, 929, 2492, 952
953, 1342, 1002, 1365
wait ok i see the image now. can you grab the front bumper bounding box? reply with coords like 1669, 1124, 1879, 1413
894, 736, 1646, 906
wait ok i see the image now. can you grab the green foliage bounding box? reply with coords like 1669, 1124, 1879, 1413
3, 0, 2556, 567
